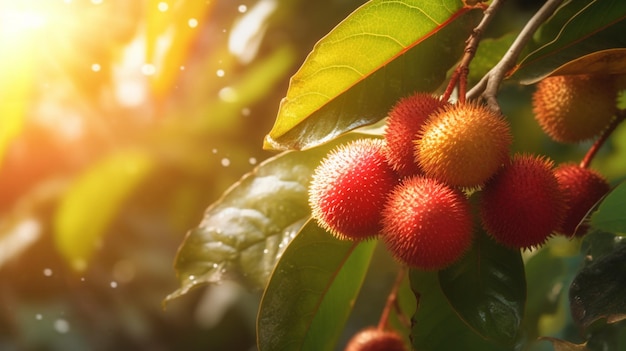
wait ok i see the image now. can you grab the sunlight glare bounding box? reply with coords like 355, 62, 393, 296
228, 0, 277, 64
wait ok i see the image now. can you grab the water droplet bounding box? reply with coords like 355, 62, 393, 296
110, 281, 118, 289
157, 1, 168, 12
188, 18, 198, 28
54, 319, 70, 334
141, 63, 156, 76
221, 158, 231, 167
43, 268, 53, 277
35, 314, 42, 320
216, 69, 225, 77
218, 86, 238, 102
91, 63, 101, 72
249, 157, 257, 165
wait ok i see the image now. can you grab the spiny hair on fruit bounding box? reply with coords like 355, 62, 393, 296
384, 92, 448, 177
415, 101, 512, 188
344, 327, 408, 351
532, 74, 618, 143
480, 154, 565, 249
381, 176, 473, 270
554, 163, 610, 237
309, 138, 399, 241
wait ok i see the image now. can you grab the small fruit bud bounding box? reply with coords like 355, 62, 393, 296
415, 102, 512, 188
309, 139, 399, 240
381, 176, 473, 270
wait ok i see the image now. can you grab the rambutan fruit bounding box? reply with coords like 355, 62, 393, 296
480, 154, 565, 249
345, 327, 407, 351
532, 74, 617, 143
309, 138, 399, 241
415, 101, 512, 188
554, 163, 610, 237
381, 176, 473, 270
384, 93, 448, 177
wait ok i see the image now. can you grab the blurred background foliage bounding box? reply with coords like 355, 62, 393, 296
4, 0, 624, 350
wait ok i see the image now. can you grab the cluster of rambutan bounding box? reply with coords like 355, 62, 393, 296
309, 73, 615, 272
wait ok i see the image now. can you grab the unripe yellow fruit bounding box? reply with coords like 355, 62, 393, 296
532, 74, 618, 143
414, 102, 512, 188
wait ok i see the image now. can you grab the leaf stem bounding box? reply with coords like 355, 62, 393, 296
467, 0, 565, 110
442, 0, 503, 103
580, 109, 626, 169
377, 265, 408, 331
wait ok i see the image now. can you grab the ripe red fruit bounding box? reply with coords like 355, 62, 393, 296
415, 102, 512, 188
381, 176, 473, 270
480, 154, 565, 249
384, 93, 448, 177
554, 164, 610, 237
345, 327, 407, 351
309, 138, 399, 240
532, 74, 617, 143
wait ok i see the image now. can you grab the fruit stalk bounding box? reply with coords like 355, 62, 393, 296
580, 109, 626, 169
377, 265, 409, 331
442, 0, 502, 103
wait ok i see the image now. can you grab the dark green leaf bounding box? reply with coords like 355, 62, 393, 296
513, 0, 626, 84
264, 0, 482, 150
257, 220, 376, 351
410, 269, 511, 351
570, 243, 626, 331
166, 133, 373, 302
468, 33, 516, 87
590, 182, 626, 234
439, 230, 526, 345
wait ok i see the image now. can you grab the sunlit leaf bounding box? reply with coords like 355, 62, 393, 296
539, 337, 589, 351
411, 269, 511, 351
54, 150, 154, 271
513, 0, 626, 84
166, 133, 376, 301
570, 243, 626, 331
590, 182, 626, 235
264, 0, 482, 151
439, 230, 526, 345
257, 220, 376, 351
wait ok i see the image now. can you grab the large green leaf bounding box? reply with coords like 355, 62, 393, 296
590, 182, 626, 235
166, 133, 374, 301
410, 269, 511, 351
264, 0, 482, 151
257, 220, 376, 351
439, 230, 526, 345
54, 149, 155, 271
513, 0, 626, 84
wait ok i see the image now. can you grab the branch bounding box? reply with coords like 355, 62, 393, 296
442, 0, 504, 103
467, 0, 565, 110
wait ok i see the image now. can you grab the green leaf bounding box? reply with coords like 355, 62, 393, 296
570, 242, 626, 331
54, 150, 154, 271
590, 182, 626, 234
467, 33, 516, 87
264, 0, 482, 151
439, 230, 526, 345
166, 133, 375, 301
513, 0, 626, 84
410, 269, 511, 351
257, 220, 376, 351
